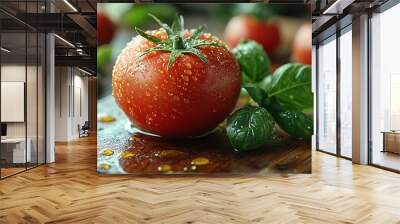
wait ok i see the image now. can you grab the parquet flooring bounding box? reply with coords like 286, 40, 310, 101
1, 135, 400, 224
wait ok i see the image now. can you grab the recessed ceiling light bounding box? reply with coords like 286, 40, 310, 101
1, 47, 11, 53
54, 34, 75, 48
63, 0, 78, 12
78, 67, 92, 76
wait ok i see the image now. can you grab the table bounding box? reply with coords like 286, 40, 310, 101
1, 138, 31, 163
97, 95, 311, 175
381, 131, 400, 154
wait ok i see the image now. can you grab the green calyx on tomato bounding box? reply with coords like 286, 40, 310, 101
135, 14, 225, 68
227, 41, 313, 151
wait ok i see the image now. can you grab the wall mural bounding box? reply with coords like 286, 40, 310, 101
97, 3, 313, 175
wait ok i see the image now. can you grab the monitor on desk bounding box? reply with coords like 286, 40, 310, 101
1, 123, 7, 138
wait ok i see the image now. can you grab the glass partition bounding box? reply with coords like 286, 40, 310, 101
0, 1, 46, 179
339, 27, 352, 158
27, 31, 38, 169
38, 32, 45, 165
1, 30, 28, 177
317, 35, 337, 154
370, 4, 400, 171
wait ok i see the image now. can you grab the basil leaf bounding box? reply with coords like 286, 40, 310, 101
232, 40, 270, 83
259, 75, 272, 92
269, 63, 312, 111
242, 83, 270, 107
272, 111, 313, 139
227, 106, 275, 152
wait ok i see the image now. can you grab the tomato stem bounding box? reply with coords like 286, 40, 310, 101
135, 14, 226, 69
173, 36, 185, 49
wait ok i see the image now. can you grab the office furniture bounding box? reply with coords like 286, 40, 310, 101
0, 138, 31, 164
382, 131, 400, 154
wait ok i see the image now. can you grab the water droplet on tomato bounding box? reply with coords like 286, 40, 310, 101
98, 163, 111, 170
182, 75, 189, 82
99, 115, 116, 123
191, 157, 209, 166
157, 164, 172, 172
121, 151, 136, 160
101, 148, 114, 156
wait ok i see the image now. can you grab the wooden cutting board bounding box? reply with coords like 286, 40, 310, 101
97, 95, 311, 175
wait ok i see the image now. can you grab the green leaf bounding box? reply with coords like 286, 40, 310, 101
133, 14, 223, 69
272, 111, 313, 139
268, 63, 312, 111
120, 4, 177, 28
182, 48, 208, 64
97, 45, 112, 74
138, 45, 169, 58
167, 50, 182, 68
232, 40, 270, 83
134, 27, 162, 43
148, 13, 174, 38
188, 25, 205, 41
226, 106, 275, 152
259, 75, 273, 92
242, 83, 269, 107
171, 14, 184, 37
233, 3, 276, 20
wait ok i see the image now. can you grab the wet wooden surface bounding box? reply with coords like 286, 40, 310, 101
97, 95, 311, 175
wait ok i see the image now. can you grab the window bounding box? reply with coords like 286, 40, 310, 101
370, 3, 400, 171
317, 35, 337, 154
339, 27, 352, 158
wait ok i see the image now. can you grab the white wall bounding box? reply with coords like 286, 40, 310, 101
54, 67, 89, 141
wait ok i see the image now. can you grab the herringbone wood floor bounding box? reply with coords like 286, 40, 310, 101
1, 135, 400, 224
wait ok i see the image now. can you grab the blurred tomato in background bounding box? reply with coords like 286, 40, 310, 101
292, 23, 312, 65
97, 13, 116, 46
224, 15, 280, 54
97, 3, 310, 97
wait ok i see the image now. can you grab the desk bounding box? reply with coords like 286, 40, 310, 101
382, 131, 400, 154
1, 138, 31, 163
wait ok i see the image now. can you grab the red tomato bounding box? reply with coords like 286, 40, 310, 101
292, 23, 312, 65
112, 30, 241, 138
224, 15, 281, 54
97, 13, 116, 46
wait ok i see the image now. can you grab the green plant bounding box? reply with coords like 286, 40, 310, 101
226, 41, 313, 151
227, 106, 275, 152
